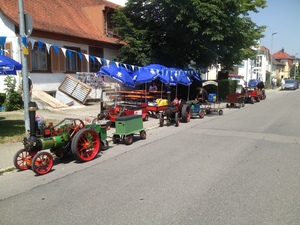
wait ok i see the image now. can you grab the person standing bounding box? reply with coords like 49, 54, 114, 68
272, 77, 275, 89
195, 87, 208, 103
281, 77, 285, 90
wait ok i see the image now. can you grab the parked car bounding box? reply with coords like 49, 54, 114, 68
283, 79, 297, 90
248, 79, 260, 88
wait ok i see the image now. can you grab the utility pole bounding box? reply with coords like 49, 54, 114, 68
293, 53, 298, 80
18, 0, 30, 133
270, 32, 277, 81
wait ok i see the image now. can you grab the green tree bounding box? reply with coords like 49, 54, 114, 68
3, 76, 23, 111
112, 0, 266, 69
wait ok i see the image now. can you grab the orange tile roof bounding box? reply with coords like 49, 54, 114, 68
0, 0, 122, 44
273, 49, 292, 60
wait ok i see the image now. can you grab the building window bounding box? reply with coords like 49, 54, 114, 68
31, 44, 48, 71
104, 10, 118, 38
89, 46, 103, 72
65, 47, 80, 72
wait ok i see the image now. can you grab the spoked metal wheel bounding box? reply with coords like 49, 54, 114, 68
32, 152, 54, 175
159, 112, 164, 127
140, 130, 146, 140
69, 119, 85, 138
71, 129, 100, 162
175, 112, 180, 127
181, 105, 191, 123
125, 134, 134, 145
13, 149, 36, 170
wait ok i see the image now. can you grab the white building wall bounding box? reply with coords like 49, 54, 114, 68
0, 12, 22, 93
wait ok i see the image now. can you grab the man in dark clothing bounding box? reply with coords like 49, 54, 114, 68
256, 81, 266, 99
195, 87, 208, 103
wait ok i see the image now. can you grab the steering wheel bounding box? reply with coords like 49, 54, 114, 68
69, 119, 85, 137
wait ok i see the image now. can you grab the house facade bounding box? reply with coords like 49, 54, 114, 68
272, 48, 294, 79
237, 44, 296, 85
0, 0, 124, 95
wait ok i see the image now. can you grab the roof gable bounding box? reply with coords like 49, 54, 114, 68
273, 49, 292, 60
0, 0, 122, 44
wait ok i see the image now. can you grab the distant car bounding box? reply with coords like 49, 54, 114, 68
283, 79, 297, 90
228, 77, 247, 87
248, 79, 260, 88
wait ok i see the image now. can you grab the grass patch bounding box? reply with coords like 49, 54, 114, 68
0, 113, 26, 144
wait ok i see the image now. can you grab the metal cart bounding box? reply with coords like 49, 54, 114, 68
200, 81, 224, 116
112, 115, 146, 145
226, 93, 245, 108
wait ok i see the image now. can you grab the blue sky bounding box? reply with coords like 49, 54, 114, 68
109, 0, 299, 56
250, 0, 300, 56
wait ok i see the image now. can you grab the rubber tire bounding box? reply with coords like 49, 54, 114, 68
140, 130, 146, 140
71, 129, 100, 162
181, 105, 191, 123
125, 134, 134, 145
175, 112, 179, 127
112, 135, 120, 144
31, 152, 54, 175
199, 110, 205, 118
250, 97, 255, 104
13, 149, 36, 170
159, 112, 164, 127
219, 110, 223, 115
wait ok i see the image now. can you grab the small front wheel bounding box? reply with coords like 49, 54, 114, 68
112, 135, 120, 144
140, 130, 146, 140
219, 110, 223, 116
125, 134, 134, 145
32, 152, 53, 175
13, 149, 36, 170
199, 110, 205, 118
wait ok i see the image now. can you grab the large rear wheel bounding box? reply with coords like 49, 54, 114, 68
71, 129, 100, 162
181, 105, 191, 123
32, 152, 53, 175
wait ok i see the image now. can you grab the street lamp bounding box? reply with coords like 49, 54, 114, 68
270, 32, 277, 82
270, 32, 277, 85
293, 53, 298, 80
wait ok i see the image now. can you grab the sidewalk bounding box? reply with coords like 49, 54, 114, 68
0, 88, 279, 173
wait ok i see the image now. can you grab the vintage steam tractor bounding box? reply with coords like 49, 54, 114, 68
159, 98, 190, 127
13, 102, 110, 175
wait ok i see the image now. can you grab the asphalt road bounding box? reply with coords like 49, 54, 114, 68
0, 89, 299, 225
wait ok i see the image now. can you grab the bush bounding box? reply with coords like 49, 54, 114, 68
0, 93, 5, 106
3, 76, 23, 111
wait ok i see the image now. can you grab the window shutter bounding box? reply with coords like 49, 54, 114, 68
51, 47, 66, 73
51, 47, 59, 72
81, 49, 88, 72
4, 42, 13, 58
